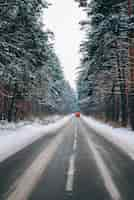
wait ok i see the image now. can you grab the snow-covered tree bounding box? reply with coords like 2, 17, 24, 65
0, 0, 76, 121
76, 0, 131, 126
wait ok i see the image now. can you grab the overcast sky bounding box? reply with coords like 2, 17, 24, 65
43, 0, 85, 89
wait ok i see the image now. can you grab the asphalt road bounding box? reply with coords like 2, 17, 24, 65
1, 117, 134, 200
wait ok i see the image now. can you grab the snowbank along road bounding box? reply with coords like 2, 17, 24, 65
0, 115, 134, 200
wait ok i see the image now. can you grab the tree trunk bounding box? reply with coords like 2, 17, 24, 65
115, 95, 120, 122
127, 1, 134, 129
115, 41, 128, 127
7, 83, 17, 122
111, 83, 116, 121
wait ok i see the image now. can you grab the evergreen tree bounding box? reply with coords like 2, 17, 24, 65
76, 0, 130, 126
0, 0, 76, 121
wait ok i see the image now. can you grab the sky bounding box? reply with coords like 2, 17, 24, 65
43, 0, 85, 89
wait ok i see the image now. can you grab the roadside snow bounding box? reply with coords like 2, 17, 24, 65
82, 115, 134, 160
0, 115, 71, 163
0, 115, 61, 135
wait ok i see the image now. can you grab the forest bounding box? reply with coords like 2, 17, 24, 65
76, 0, 134, 129
0, 0, 77, 122
0, 0, 134, 131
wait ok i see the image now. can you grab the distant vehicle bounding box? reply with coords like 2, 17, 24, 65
75, 112, 80, 118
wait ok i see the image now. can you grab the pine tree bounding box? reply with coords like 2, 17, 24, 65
0, 0, 76, 120
76, 0, 129, 126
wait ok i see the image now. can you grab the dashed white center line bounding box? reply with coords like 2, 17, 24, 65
66, 121, 77, 192
73, 120, 78, 152
66, 154, 75, 192
73, 139, 77, 152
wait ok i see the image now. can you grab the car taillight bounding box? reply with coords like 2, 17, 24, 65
75, 112, 80, 117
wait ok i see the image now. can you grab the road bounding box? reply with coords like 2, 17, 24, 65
0, 117, 134, 200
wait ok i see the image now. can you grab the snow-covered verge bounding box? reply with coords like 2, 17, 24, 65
82, 115, 134, 160
0, 115, 71, 163
0, 115, 62, 135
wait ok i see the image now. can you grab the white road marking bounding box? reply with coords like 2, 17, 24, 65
6, 132, 65, 200
84, 132, 121, 200
73, 120, 78, 152
66, 121, 77, 192
73, 138, 77, 152
66, 154, 75, 192
73, 132, 77, 152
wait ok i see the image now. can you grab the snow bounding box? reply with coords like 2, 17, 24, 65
82, 115, 134, 160
0, 115, 71, 163
0, 115, 61, 135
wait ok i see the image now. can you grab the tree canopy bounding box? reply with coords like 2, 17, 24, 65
0, 0, 77, 121
76, 0, 134, 128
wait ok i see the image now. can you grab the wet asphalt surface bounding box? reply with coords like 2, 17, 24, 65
1, 118, 134, 200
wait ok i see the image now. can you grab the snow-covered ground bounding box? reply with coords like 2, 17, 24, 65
0, 115, 61, 135
82, 115, 134, 160
0, 115, 71, 163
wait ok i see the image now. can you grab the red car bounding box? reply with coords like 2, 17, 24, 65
75, 112, 80, 118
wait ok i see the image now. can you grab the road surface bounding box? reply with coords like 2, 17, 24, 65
0, 117, 134, 200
